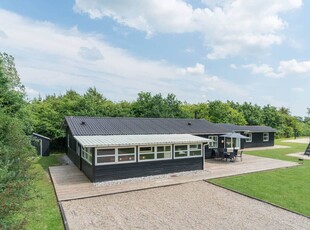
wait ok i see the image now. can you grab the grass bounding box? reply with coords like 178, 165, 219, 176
14, 153, 64, 230
209, 138, 310, 216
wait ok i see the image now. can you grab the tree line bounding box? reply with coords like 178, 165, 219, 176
29, 88, 310, 146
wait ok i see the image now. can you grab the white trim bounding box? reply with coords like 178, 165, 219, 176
174, 143, 202, 159
74, 134, 212, 148
39, 139, 42, 156
33, 133, 51, 140
138, 145, 172, 162
245, 133, 252, 143
263, 132, 269, 142
95, 147, 136, 166
81, 147, 92, 165
208, 136, 218, 148
224, 138, 241, 149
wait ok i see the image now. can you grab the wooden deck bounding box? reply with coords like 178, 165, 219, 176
50, 154, 298, 202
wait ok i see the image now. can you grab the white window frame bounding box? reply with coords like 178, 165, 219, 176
81, 147, 92, 165
138, 145, 172, 162
208, 136, 218, 148
174, 143, 202, 159
263, 132, 269, 142
224, 138, 241, 150
95, 147, 136, 165
245, 133, 252, 143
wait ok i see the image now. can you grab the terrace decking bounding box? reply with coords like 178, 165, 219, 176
50, 154, 298, 202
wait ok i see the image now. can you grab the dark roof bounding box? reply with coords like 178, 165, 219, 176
32, 133, 51, 140
65, 116, 228, 136
217, 123, 277, 133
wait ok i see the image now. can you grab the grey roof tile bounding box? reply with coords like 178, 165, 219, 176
65, 116, 227, 136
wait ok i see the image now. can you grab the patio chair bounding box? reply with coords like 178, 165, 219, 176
235, 150, 243, 161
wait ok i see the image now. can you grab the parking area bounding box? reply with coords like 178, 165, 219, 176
61, 181, 310, 230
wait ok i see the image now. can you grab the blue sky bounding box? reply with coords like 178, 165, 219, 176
0, 0, 309, 116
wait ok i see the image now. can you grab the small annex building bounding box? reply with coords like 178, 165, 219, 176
31, 133, 51, 156
64, 116, 220, 182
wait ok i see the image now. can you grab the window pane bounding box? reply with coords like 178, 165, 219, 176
118, 155, 135, 162
157, 152, 172, 159
157, 146, 164, 152
175, 151, 187, 157
118, 148, 135, 155
97, 149, 115, 156
190, 150, 201, 156
190, 144, 201, 150
165, 146, 171, 151
139, 153, 155, 160
97, 156, 115, 163
140, 147, 154, 153
175, 145, 187, 151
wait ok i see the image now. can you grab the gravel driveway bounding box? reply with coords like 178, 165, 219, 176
61, 181, 310, 230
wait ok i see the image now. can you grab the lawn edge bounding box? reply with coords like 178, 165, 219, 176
206, 179, 310, 219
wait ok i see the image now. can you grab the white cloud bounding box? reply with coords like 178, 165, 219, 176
278, 59, 310, 74
179, 63, 205, 75
230, 64, 237, 69
0, 9, 246, 103
78, 46, 104, 61
243, 59, 310, 78
242, 64, 283, 78
291, 87, 304, 92
25, 86, 40, 99
74, 0, 302, 59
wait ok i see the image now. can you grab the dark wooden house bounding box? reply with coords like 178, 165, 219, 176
64, 117, 221, 182
64, 117, 277, 182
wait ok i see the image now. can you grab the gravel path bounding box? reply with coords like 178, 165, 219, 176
62, 181, 310, 230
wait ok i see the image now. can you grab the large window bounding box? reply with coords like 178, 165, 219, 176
82, 147, 92, 165
245, 133, 252, 143
138, 145, 172, 161
174, 144, 202, 158
263, 133, 269, 142
96, 147, 136, 165
224, 138, 240, 149
118, 148, 136, 162
208, 136, 218, 148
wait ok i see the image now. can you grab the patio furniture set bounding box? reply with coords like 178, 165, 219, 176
212, 148, 243, 162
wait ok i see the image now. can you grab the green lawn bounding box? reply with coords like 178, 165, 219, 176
15, 154, 64, 230
209, 139, 310, 217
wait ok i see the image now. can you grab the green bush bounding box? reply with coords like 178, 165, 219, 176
0, 110, 35, 229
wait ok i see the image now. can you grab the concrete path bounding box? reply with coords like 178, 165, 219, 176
50, 154, 298, 201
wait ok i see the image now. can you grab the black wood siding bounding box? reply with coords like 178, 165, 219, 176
243, 132, 275, 148
93, 157, 203, 182
81, 158, 93, 181
66, 129, 80, 168
67, 147, 80, 168
32, 134, 51, 156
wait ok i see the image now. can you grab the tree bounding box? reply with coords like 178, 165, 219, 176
132, 92, 185, 118
0, 53, 25, 115
207, 101, 246, 125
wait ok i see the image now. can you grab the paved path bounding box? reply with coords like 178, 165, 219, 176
282, 138, 310, 144
287, 152, 310, 159
61, 181, 310, 230
50, 154, 298, 201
